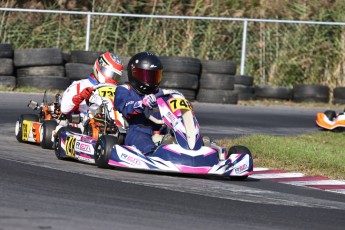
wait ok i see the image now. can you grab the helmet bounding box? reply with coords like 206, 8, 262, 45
127, 51, 163, 95
93, 52, 124, 84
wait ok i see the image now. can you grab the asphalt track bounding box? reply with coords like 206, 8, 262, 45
0, 92, 344, 230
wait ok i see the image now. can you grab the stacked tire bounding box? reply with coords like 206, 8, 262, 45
159, 56, 201, 101
332, 87, 345, 105
197, 60, 238, 104
0, 44, 16, 89
65, 50, 101, 83
255, 85, 293, 101
292, 84, 329, 103
234, 75, 255, 101
15, 48, 69, 90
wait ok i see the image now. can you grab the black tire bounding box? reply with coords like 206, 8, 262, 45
255, 85, 292, 100
234, 75, 254, 86
201, 60, 237, 75
40, 120, 58, 149
0, 76, 16, 89
65, 63, 93, 80
15, 114, 39, 142
14, 48, 63, 67
94, 135, 119, 168
333, 87, 345, 99
54, 126, 82, 160
227, 145, 252, 181
0, 58, 13, 75
17, 76, 70, 90
159, 56, 201, 75
70, 50, 102, 64
332, 98, 345, 105
16, 66, 65, 78
0, 44, 13, 58
197, 89, 238, 104
324, 110, 336, 121
293, 84, 329, 103
160, 72, 199, 90
199, 73, 235, 90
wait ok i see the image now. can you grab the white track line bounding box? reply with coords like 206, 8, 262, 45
250, 172, 305, 179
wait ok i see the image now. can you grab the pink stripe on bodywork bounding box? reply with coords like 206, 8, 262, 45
163, 145, 181, 155
109, 159, 130, 168
176, 165, 211, 174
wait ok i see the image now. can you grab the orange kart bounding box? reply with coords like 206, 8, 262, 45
315, 110, 345, 130
15, 92, 63, 149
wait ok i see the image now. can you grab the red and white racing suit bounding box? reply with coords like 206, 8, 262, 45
60, 74, 99, 115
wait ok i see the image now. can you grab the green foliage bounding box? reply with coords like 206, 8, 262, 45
1, 0, 345, 88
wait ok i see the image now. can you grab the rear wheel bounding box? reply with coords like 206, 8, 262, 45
40, 120, 57, 149
227, 145, 252, 181
15, 114, 39, 142
94, 135, 119, 168
54, 126, 81, 160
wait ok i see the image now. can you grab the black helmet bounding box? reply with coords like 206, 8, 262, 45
127, 51, 163, 95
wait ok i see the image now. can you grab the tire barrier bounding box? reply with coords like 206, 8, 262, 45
234, 75, 255, 101
0, 43, 338, 105
159, 56, 202, 101
13, 48, 68, 90
0, 44, 15, 89
332, 87, 345, 105
197, 59, 238, 104
197, 89, 238, 104
255, 85, 292, 101
293, 84, 329, 103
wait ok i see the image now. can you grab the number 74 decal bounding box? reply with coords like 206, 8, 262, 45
168, 98, 192, 112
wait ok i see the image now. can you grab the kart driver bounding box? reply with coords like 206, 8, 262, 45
60, 52, 124, 116
114, 51, 165, 154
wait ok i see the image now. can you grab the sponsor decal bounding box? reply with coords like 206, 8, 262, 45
235, 163, 249, 174
120, 153, 141, 166
65, 136, 77, 158
75, 141, 93, 154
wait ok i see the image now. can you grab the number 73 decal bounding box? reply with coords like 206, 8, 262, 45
168, 98, 192, 112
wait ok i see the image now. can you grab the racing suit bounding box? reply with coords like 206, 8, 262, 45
114, 84, 164, 154
60, 74, 99, 115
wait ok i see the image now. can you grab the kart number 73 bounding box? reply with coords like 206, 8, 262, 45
97, 87, 116, 99
168, 98, 192, 112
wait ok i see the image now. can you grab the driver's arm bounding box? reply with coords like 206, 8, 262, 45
61, 82, 92, 115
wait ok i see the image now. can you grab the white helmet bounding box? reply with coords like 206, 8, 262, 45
93, 52, 124, 84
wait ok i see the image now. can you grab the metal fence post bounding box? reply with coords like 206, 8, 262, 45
240, 20, 248, 75
85, 12, 91, 51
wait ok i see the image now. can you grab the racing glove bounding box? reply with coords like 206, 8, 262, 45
72, 87, 93, 106
142, 94, 157, 109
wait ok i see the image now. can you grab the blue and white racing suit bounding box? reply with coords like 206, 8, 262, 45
114, 84, 164, 154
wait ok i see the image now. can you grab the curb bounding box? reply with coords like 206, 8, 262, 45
250, 167, 345, 195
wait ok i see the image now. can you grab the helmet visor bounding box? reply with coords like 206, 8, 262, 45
100, 66, 122, 81
132, 67, 162, 85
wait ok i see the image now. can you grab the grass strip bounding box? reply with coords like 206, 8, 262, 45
217, 132, 345, 180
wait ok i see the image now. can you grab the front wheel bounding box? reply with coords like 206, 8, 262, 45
94, 135, 118, 168
40, 120, 57, 149
54, 126, 82, 160
227, 145, 252, 181
15, 114, 39, 142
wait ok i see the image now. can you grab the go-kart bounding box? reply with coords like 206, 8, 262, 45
54, 84, 127, 163
93, 90, 254, 180
15, 91, 63, 149
316, 110, 345, 130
